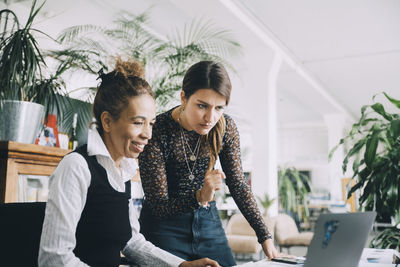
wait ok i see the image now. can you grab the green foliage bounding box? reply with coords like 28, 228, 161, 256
55, 11, 241, 113
371, 211, 400, 251
330, 92, 400, 250
256, 193, 275, 215
0, 0, 78, 122
370, 227, 400, 251
0, 1, 45, 100
370, 209, 400, 250
44, 49, 107, 135
0, 1, 105, 136
278, 166, 312, 222
330, 93, 400, 222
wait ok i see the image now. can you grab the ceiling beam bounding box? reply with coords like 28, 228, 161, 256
218, 0, 353, 119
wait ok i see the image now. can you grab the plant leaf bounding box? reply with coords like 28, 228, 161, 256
364, 126, 380, 169
371, 103, 393, 121
383, 92, 400, 110
390, 119, 400, 140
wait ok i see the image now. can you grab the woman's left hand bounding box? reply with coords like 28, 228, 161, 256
261, 238, 281, 259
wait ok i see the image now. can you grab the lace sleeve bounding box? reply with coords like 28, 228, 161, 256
138, 121, 200, 219
219, 115, 271, 243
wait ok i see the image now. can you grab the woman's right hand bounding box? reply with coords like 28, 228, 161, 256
179, 258, 220, 267
198, 169, 226, 204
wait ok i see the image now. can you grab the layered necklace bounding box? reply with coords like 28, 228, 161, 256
178, 108, 202, 180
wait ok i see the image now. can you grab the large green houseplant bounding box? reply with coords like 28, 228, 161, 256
0, 0, 71, 143
0, 0, 69, 115
56, 11, 241, 112
330, 92, 400, 250
0, 0, 101, 143
278, 166, 312, 223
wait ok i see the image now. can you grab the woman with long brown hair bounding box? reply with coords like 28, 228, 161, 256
139, 61, 280, 266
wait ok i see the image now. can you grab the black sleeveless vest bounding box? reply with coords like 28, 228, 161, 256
73, 145, 132, 267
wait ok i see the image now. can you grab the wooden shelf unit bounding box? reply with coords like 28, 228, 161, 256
0, 141, 70, 203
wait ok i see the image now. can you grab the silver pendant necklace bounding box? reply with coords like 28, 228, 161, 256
178, 108, 202, 180
180, 131, 201, 180
185, 135, 201, 161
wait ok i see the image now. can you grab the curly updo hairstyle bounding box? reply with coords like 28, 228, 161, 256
93, 57, 153, 135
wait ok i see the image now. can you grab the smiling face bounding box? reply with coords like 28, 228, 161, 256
180, 88, 227, 135
102, 94, 156, 164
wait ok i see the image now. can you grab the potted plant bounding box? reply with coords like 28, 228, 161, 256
0, 1, 100, 144
278, 166, 312, 224
0, 0, 70, 143
330, 92, 400, 250
256, 193, 275, 216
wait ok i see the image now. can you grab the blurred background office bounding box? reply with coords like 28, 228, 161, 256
1, 0, 399, 261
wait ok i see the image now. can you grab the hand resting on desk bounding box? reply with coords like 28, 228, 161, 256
180, 258, 220, 267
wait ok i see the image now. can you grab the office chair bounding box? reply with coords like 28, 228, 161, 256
0, 202, 137, 267
225, 213, 276, 260
0, 202, 46, 267
274, 213, 313, 253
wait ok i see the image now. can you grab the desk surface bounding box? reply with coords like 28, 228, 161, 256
237, 248, 399, 267
238, 261, 396, 267
238, 260, 396, 267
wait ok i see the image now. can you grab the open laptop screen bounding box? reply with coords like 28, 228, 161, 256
304, 212, 376, 267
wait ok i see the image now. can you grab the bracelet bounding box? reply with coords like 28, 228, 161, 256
265, 233, 273, 240
196, 190, 208, 208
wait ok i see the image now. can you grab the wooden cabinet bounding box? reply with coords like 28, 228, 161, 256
0, 141, 70, 203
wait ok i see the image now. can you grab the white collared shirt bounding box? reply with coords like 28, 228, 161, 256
39, 129, 184, 267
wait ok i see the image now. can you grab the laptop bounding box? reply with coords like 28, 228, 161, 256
271, 211, 376, 267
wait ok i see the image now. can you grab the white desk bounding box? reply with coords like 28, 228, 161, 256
239, 261, 396, 267
237, 248, 399, 267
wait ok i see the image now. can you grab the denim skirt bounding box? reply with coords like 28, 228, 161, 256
139, 201, 236, 267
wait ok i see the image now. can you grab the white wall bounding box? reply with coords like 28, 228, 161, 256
278, 124, 330, 191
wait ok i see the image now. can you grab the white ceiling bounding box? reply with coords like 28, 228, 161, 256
3, 0, 400, 128
240, 0, 400, 123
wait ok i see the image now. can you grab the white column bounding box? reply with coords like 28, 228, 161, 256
323, 113, 350, 202
252, 53, 282, 217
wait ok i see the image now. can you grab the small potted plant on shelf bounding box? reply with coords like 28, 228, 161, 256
256, 193, 275, 216
330, 92, 400, 251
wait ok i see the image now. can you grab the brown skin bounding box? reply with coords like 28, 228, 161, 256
101, 94, 156, 166
262, 239, 281, 259
180, 258, 220, 267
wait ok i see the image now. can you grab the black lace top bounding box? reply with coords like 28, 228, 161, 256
138, 107, 271, 243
